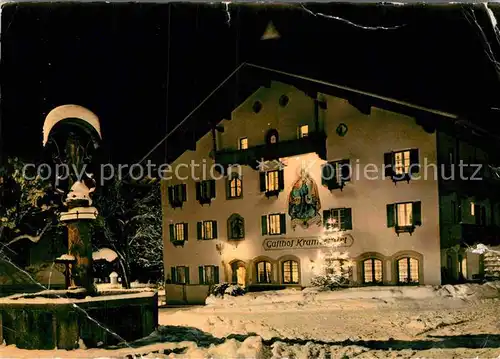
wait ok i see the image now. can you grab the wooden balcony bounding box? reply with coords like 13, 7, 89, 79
215, 131, 327, 172
439, 163, 500, 199
460, 223, 500, 247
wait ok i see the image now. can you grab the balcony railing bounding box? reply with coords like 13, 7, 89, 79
215, 131, 327, 171
440, 163, 500, 199
460, 223, 500, 247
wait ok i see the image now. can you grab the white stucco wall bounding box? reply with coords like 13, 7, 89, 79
161, 82, 441, 286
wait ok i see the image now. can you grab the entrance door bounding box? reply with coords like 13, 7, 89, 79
231, 261, 246, 287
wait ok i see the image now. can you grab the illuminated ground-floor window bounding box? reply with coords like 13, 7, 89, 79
397, 257, 419, 284
362, 258, 383, 284
282, 260, 299, 284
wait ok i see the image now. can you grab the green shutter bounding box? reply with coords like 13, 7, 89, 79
321, 164, 330, 186
198, 266, 204, 284
340, 159, 351, 182
185, 267, 190, 284
413, 201, 422, 226
183, 223, 188, 241
343, 208, 353, 230
169, 224, 175, 242
210, 180, 216, 198
168, 187, 173, 204
410, 149, 419, 174
384, 152, 394, 177
195, 182, 201, 200
323, 210, 331, 227
214, 266, 220, 284
197, 222, 202, 240
261, 215, 268, 235
212, 221, 218, 238
386, 204, 395, 227
278, 170, 285, 190
259, 172, 267, 192
171, 267, 177, 283
279, 213, 286, 234
181, 184, 187, 201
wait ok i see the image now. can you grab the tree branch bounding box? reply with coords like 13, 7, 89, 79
5, 222, 52, 247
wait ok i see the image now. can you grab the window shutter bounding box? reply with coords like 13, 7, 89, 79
197, 222, 202, 240
413, 201, 422, 226
384, 152, 394, 177
195, 182, 201, 200
259, 172, 267, 192
386, 204, 395, 227
410, 149, 419, 174
185, 267, 190, 284
321, 164, 331, 186
341, 159, 351, 182
474, 204, 481, 225
343, 208, 353, 230
198, 266, 204, 284
323, 210, 331, 227
278, 170, 285, 190
261, 215, 268, 235
169, 224, 175, 242
171, 267, 177, 283
210, 180, 216, 198
181, 184, 187, 201
279, 213, 286, 234
214, 266, 220, 284
183, 223, 188, 241
212, 221, 218, 239
168, 187, 173, 204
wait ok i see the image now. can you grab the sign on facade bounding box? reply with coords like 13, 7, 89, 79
262, 234, 354, 251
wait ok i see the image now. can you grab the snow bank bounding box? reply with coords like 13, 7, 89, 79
205, 281, 500, 308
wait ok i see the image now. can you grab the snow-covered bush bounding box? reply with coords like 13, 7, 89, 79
210, 283, 246, 297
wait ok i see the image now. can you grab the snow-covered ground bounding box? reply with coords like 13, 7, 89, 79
2, 282, 500, 358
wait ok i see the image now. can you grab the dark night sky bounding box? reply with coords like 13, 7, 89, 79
1, 3, 500, 165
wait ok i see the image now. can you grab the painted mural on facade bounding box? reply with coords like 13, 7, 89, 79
288, 168, 322, 229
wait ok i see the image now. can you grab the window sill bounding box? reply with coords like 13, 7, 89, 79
267, 232, 285, 236
390, 173, 417, 183
171, 240, 186, 247
395, 225, 416, 235
228, 237, 245, 241
198, 197, 213, 205
264, 189, 281, 198
198, 238, 216, 241
170, 201, 184, 209
323, 181, 346, 191
226, 195, 243, 200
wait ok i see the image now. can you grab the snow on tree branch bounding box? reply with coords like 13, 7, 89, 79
300, 4, 406, 30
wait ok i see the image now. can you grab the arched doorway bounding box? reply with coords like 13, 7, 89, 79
230, 260, 246, 287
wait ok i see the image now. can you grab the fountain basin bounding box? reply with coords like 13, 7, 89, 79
0, 289, 158, 350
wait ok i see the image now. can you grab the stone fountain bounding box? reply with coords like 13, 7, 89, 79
0, 105, 158, 350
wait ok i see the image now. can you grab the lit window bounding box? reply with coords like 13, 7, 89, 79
266, 170, 279, 191
324, 208, 352, 231
228, 174, 242, 198
396, 202, 413, 227
394, 150, 411, 175
175, 223, 184, 240
298, 125, 309, 138
268, 214, 281, 235
282, 260, 299, 284
170, 223, 187, 242
363, 258, 383, 284
202, 221, 215, 240
239, 137, 248, 150
257, 261, 272, 283
471, 202, 475, 216
397, 258, 419, 284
